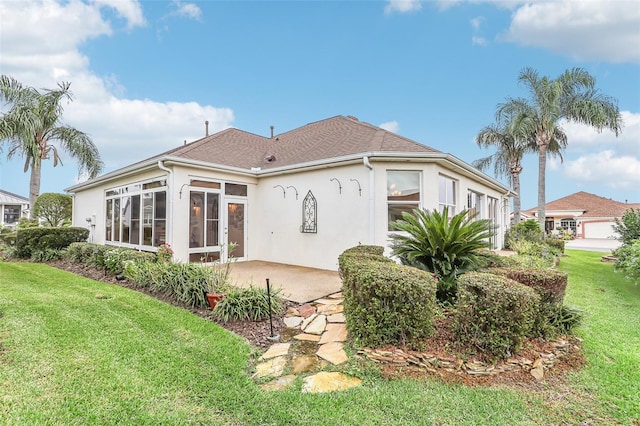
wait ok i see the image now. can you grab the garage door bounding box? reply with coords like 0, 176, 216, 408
582, 221, 615, 239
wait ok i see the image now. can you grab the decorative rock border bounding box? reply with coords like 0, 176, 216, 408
357, 337, 581, 381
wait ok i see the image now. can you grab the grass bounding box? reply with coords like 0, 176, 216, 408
0, 251, 638, 425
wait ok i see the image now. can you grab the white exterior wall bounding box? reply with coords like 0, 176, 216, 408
253, 163, 371, 271
71, 158, 511, 270
72, 169, 167, 245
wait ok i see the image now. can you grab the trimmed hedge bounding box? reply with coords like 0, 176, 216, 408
453, 272, 540, 360
544, 237, 566, 254
15, 227, 89, 258
489, 266, 569, 336
66, 242, 157, 273
339, 246, 437, 348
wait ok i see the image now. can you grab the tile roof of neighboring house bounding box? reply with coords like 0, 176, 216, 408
524, 191, 640, 218
0, 189, 29, 205
156, 115, 440, 170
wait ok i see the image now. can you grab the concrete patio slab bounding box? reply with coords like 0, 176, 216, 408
229, 260, 342, 303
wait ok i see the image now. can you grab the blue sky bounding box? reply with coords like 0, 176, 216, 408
1, 0, 639, 210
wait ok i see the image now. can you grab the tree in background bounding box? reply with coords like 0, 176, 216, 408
474, 112, 565, 226
0, 75, 103, 215
498, 67, 622, 232
33, 193, 73, 227
613, 208, 640, 246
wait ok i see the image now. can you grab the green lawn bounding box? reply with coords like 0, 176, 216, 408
0, 250, 638, 425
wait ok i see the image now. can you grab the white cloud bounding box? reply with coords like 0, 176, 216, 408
385, 0, 422, 15
379, 120, 400, 133
91, 0, 146, 28
562, 111, 640, 157
470, 16, 484, 30
502, 1, 640, 63
471, 36, 487, 46
0, 0, 233, 174
563, 150, 640, 189
171, 0, 202, 20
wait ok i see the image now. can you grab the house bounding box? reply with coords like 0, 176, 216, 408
66, 115, 513, 271
523, 191, 640, 239
0, 189, 29, 228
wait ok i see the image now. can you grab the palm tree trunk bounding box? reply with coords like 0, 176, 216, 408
537, 142, 548, 234
512, 172, 521, 225
29, 160, 41, 218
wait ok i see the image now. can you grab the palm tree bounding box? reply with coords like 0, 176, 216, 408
498, 67, 622, 231
474, 114, 566, 226
0, 75, 103, 214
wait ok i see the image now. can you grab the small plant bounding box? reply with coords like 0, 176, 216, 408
613, 208, 640, 245
211, 284, 284, 321
548, 305, 584, 333
30, 248, 64, 262
504, 219, 542, 249
157, 243, 173, 262
613, 240, 640, 284
390, 207, 493, 303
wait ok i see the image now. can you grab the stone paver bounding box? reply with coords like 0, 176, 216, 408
259, 343, 291, 360
318, 323, 348, 344
327, 313, 345, 323
316, 342, 349, 365
283, 316, 303, 328
293, 333, 321, 342
253, 356, 287, 378
260, 375, 297, 391
302, 314, 327, 335
302, 372, 362, 393
254, 294, 360, 392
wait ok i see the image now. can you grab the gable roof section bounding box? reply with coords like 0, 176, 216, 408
524, 191, 640, 218
0, 189, 29, 205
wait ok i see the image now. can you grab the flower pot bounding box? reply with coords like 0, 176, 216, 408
206, 293, 224, 310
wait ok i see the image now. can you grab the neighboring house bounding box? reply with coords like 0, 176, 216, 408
522, 191, 640, 239
66, 115, 513, 271
0, 189, 29, 228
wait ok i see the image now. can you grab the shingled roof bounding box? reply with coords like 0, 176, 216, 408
159, 115, 439, 170
524, 191, 640, 218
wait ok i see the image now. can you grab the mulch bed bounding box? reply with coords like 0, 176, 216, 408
47, 259, 586, 390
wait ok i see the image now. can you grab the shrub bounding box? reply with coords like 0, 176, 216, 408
390, 207, 493, 302
453, 272, 540, 360
30, 248, 64, 262
0, 232, 17, 247
339, 248, 437, 348
66, 242, 109, 267
500, 254, 556, 269
15, 227, 89, 258
613, 240, 640, 284
211, 285, 284, 321
613, 208, 640, 245
489, 266, 569, 336
103, 248, 156, 274
32, 193, 72, 227
156, 243, 173, 262
504, 219, 542, 249
544, 237, 565, 254
509, 239, 561, 265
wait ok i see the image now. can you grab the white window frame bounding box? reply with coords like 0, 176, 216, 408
387, 170, 421, 231
438, 175, 457, 217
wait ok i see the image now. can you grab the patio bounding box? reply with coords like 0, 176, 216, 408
229, 260, 343, 303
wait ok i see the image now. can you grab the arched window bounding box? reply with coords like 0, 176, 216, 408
302, 191, 317, 233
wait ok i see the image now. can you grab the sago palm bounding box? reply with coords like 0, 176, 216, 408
498, 67, 622, 231
0, 75, 103, 213
390, 207, 493, 302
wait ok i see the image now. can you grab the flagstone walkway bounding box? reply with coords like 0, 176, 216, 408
253, 292, 363, 393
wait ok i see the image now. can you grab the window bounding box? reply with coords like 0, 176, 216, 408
189, 191, 220, 249
438, 175, 456, 217
560, 218, 576, 234
467, 191, 482, 220
225, 183, 247, 196
105, 179, 167, 248
488, 197, 499, 249
3, 205, 21, 224
387, 171, 421, 230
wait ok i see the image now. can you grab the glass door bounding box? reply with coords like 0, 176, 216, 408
225, 199, 247, 262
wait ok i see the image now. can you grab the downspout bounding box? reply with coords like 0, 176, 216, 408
157, 160, 173, 248
363, 156, 375, 244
